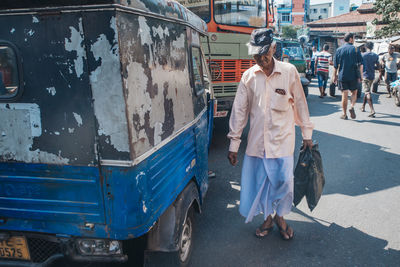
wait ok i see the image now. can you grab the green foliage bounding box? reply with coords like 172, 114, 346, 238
373, 0, 400, 37
281, 25, 299, 39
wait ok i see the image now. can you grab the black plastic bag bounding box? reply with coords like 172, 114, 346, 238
329, 82, 336, 97
293, 144, 325, 211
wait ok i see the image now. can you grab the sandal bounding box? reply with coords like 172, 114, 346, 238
340, 114, 348, 120
349, 107, 356, 119
255, 225, 274, 238
274, 217, 294, 241
368, 112, 376, 118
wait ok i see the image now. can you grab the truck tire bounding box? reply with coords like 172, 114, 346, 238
303, 85, 308, 98
178, 206, 195, 266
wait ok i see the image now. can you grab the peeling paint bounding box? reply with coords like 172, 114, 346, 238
119, 14, 195, 158
10, 28, 15, 34
138, 17, 152, 46
68, 128, 75, 133
73, 112, 83, 127
154, 122, 163, 145
32, 16, 39, 23
0, 103, 69, 164
89, 17, 130, 153
152, 25, 169, 39
46, 87, 56, 96
65, 18, 85, 78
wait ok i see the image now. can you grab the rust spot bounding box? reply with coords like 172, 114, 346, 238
144, 67, 158, 99
143, 111, 155, 146
161, 82, 174, 140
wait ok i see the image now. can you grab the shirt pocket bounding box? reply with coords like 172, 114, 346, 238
270, 92, 290, 112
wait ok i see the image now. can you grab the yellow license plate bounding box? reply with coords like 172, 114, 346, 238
0, 236, 31, 261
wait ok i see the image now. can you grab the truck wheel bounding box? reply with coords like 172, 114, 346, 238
178, 207, 194, 266
303, 85, 308, 98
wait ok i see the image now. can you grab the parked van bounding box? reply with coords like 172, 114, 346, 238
0, 0, 213, 266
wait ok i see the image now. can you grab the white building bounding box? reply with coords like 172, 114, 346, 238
331, 0, 350, 16
309, 0, 350, 21
309, 1, 331, 21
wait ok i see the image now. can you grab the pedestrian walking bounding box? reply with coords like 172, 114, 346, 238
315, 44, 332, 98
227, 29, 314, 240
382, 44, 400, 97
361, 42, 379, 117
333, 33, 363, 120
310, 46, 318, 76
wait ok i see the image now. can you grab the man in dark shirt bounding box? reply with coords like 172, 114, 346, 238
333, 33, 363, 120
361, 42, 379, 117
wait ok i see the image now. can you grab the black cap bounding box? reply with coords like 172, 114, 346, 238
249, 28, 274, 55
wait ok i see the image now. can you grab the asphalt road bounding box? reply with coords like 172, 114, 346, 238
52, 80, 400, 267
189, 80, 400, 266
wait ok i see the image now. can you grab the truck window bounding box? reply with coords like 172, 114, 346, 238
191, 46, 205, 96
0, 44, 19, 99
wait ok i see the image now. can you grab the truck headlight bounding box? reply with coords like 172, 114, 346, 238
76, 239, 122, 256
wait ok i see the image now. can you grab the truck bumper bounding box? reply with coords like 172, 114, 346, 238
0, 232, 128, 266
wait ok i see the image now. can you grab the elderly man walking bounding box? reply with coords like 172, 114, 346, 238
227, 29, 314, 240
333, 33, 363, 120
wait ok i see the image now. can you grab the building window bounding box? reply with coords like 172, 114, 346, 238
281, 13, 291, 22
0, 43, 21, 100
312, 8, 318, 14
320, 8, 327, 13
339, 6, 344, 11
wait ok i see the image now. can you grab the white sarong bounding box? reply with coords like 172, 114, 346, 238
239, 154, 294, 223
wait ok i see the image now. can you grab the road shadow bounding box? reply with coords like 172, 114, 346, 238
356, 118, 400, 127
198, 117, 400, 266
193, 141, 400, 266
212, 115, 400, 198
294, 128, 400, 197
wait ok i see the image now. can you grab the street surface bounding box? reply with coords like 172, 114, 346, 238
53, 80, 400, 267
190, 79, 400, 266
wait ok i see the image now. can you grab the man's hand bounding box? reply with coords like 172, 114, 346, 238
302, 139, 313, 151
227, 151, 238, 166
333, 75, 337, 84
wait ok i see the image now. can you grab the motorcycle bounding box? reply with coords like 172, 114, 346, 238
390, 78, 400, 107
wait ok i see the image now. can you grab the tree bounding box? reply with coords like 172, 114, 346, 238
373, 0, 400, 37
281, 25, 298, 39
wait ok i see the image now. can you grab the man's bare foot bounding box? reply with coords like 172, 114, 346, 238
255, 215, 274, 237
273, 215, 294, 240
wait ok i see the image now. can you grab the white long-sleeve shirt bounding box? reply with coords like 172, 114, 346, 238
227, 59, 314, 158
